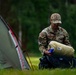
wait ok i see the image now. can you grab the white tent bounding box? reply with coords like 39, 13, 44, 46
0, 15, 30, 70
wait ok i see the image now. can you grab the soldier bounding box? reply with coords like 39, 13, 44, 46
38, 13, 71, 55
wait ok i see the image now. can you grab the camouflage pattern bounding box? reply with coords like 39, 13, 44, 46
38, 26, 71, 54
50, 13, 61, 24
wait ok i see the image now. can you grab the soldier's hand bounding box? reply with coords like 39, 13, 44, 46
44, 50, 51, 56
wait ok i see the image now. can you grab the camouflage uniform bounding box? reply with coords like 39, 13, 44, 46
38, 13, 71, 54
38, 26, 71, 54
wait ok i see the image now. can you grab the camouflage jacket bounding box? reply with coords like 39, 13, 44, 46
38, 25, 71, 54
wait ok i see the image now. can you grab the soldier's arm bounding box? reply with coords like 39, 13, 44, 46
64, 31, 71, 46
38, 31, 48, 54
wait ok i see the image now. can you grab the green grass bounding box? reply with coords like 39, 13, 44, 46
26, 52, 41, 70
0, 67, 76, 75
0, 53, 76, 75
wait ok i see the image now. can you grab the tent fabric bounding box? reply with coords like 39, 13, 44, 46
0, 16, 30, 70
0, 50, 12, 69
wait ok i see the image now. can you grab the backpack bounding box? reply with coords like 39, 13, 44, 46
39, 54, 76, 69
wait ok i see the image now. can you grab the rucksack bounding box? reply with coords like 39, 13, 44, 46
39, 54, 76, 69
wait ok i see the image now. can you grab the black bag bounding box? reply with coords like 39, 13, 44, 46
72, 57, 76, 68
39, 54, 76, 69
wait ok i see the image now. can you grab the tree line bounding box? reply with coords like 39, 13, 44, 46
0, 0, 76, 53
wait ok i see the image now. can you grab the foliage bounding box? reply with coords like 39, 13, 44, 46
0, 0, 76, 53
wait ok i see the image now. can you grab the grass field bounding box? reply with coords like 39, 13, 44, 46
0, 53, 76, 75
0, 68, 76, 75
